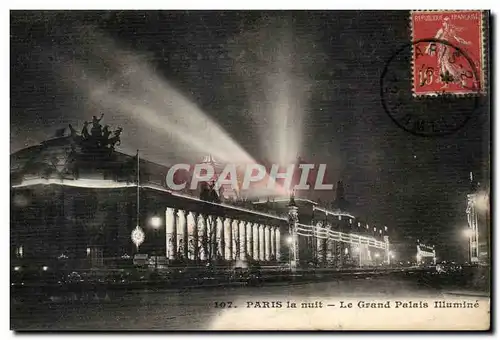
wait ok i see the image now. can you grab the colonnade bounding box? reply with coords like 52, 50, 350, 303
164, 208, 281, 262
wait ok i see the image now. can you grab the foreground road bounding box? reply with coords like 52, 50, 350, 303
11, 274, 490, 331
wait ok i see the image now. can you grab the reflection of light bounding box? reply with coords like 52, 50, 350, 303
151, 216, 162, 229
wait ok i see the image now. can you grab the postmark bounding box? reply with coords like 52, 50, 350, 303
410, 10, 485, 96
380, 38, 484, 137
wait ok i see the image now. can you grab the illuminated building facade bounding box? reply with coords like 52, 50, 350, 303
466, 172, 490, 265
416, 242, 436, 266
10, 127, 391, 270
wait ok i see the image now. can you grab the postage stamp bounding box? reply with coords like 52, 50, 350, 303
410, 10, 485, 96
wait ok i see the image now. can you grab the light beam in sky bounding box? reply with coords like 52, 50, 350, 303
58, 26, 254, 166
229, 16, 313, 166
56, 26, 287, 197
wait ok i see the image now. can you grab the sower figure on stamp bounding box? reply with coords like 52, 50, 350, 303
427, 17, 472, 88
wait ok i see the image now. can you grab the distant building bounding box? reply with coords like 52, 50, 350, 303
466, 172, 490, 265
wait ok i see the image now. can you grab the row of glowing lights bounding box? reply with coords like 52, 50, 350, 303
334, 217, 388, 235
313, 207, 389, 235
284, 236, 395, 259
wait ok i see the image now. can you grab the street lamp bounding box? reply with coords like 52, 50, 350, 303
463, 228, 474, 238
150, 216, 162, 229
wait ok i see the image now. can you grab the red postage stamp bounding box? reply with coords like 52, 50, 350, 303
410, 10, 485, 96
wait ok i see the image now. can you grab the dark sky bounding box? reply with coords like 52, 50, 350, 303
10, 10, 490, 261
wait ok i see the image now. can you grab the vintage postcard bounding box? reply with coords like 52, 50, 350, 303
10, 10, 491, 331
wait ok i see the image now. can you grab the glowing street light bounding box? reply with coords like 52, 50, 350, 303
463, 228, 474, 238
150, 216, 162, 229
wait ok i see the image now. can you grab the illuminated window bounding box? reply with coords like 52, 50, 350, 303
384, 226, 388, 232
358, 222, 361, 227
87, 247, 91, 256
349, 219, 353, 224
338, 215, 341, 221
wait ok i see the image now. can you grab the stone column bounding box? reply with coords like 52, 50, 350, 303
246, 222, 253, 259
276, 227, 281, 261
179, 210, 188, 260
233, 219, 240, 260
188, 212, 198, 261
253, 223, 259, 261
224, 218, 232, 261
259, 224, 265, 261
165, 207, 177, 260
265, 226, 271, 261
199, 215, 207, 261
216, 217, 224, 260
269, 226, 275, 261
239, 221, 246, 260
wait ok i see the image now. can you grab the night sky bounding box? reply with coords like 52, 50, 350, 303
10, 11, 490, 260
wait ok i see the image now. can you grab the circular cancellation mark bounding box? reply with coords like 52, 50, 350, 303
380, 38, 483, 137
